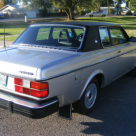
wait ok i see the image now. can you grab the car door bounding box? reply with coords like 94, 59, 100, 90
109, 27, 135, 78
97, 12, 101, 17
99, 27, 117, 84
93, 12, 97, 17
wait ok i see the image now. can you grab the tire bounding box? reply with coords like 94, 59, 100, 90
89, 15, 93, 17
102, 15, 105, 17
129, 67, 136, 77
73, 78, 99, 115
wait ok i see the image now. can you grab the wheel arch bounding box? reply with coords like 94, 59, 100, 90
79, 70, 105, 99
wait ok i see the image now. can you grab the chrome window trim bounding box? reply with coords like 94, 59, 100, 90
13, 24, 86, 51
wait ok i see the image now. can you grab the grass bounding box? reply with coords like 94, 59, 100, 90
0, 23, 29, 37
0, 16, 136, 41
76, 16, 136, 24
122, 25, 136, 37
0, 36, 19, 41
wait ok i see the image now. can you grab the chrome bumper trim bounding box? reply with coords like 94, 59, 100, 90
0, 91, 58, 109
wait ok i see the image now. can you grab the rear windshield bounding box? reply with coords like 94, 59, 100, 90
14, 25, 85, 50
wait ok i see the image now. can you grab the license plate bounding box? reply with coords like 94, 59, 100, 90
0, 74, 7, 87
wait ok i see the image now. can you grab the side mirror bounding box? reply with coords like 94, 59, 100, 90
130, 37, 136, 42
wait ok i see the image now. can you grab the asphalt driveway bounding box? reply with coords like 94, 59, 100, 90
0, 41, 12, 48
0, 74, 136, 135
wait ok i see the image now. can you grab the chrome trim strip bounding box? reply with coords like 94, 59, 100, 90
12, 24, 86, 51
0, 91, 58, 109
0, 48, 135, 101
36, 48, 136, 81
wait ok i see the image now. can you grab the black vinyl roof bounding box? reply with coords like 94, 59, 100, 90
32, 21, 118, 27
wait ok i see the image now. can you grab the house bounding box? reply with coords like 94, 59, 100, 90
100, 7, 117, 15
0, 4, 40, 18
100, 6, 131, 15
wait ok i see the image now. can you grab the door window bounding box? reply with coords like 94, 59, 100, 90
99, 27, 111, 47
109, 27, 127, 45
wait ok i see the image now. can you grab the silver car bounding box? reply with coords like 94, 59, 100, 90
0, 13, 4, 19
0, 22, 135, 119
85, 11, 106, 17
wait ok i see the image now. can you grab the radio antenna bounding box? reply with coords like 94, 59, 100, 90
4, 23, 6, 48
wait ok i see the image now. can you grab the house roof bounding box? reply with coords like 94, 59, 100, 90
0, 4, 27, 11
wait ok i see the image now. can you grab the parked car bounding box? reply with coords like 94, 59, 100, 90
85, 11, 106, 17
0, 22, 136, 119
134, 12, 136, 16
0, 13, 4, 19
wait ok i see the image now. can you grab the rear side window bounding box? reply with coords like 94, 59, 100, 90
109, 27, 127, 45
99, 28, 111, 47
36, 28, 50, 41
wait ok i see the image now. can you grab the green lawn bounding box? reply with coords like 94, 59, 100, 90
76, 16, 136, 24
0, 16, 136, 41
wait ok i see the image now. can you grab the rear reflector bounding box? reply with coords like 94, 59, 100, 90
14, 78, 22, 86
30, 81, 48, 90
31, 89, 48, 98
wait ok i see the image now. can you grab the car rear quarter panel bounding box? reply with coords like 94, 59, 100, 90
46, 47, 119, 107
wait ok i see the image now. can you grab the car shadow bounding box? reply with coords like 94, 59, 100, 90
78, 74, 136, 135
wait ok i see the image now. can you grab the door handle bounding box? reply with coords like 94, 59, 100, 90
118, 50, 121, 53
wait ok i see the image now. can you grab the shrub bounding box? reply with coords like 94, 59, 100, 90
126, 10, 132, 15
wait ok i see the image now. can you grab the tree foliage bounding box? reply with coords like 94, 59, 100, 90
115, 0, 122, 15
2, 0, 18, 5
0, 0, 4, 8
52, 0, 101, 20
22, 0, 52, 9
100, 0, 114, 7
126, 0, 136, 11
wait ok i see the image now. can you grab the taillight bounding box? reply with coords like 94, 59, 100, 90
14, 78, 48, 98
15, 85, 23, 93
14, 78, 22, 86
30, 81, 48, 90
31, 89, 48, 98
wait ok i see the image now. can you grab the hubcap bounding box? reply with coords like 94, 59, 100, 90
84, 83, 97, 109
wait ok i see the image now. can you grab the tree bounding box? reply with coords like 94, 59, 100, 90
99, 0, 114, 7
115, 0, 122, 15
2, 0, 18, 5
0, 0, 4, 9
52, 0, 95, 20
126, 0, 136, 11
21, 0, 52, 16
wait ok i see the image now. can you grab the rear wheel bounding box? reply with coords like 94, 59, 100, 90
73, 78, 99, 115
129, 67, 136, 77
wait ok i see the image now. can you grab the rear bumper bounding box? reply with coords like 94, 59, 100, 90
0, 91, 59, 119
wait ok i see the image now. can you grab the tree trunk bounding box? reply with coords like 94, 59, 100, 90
68, 0, 75, 20
69, 7, 74, 20
64, 9, 70, 20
